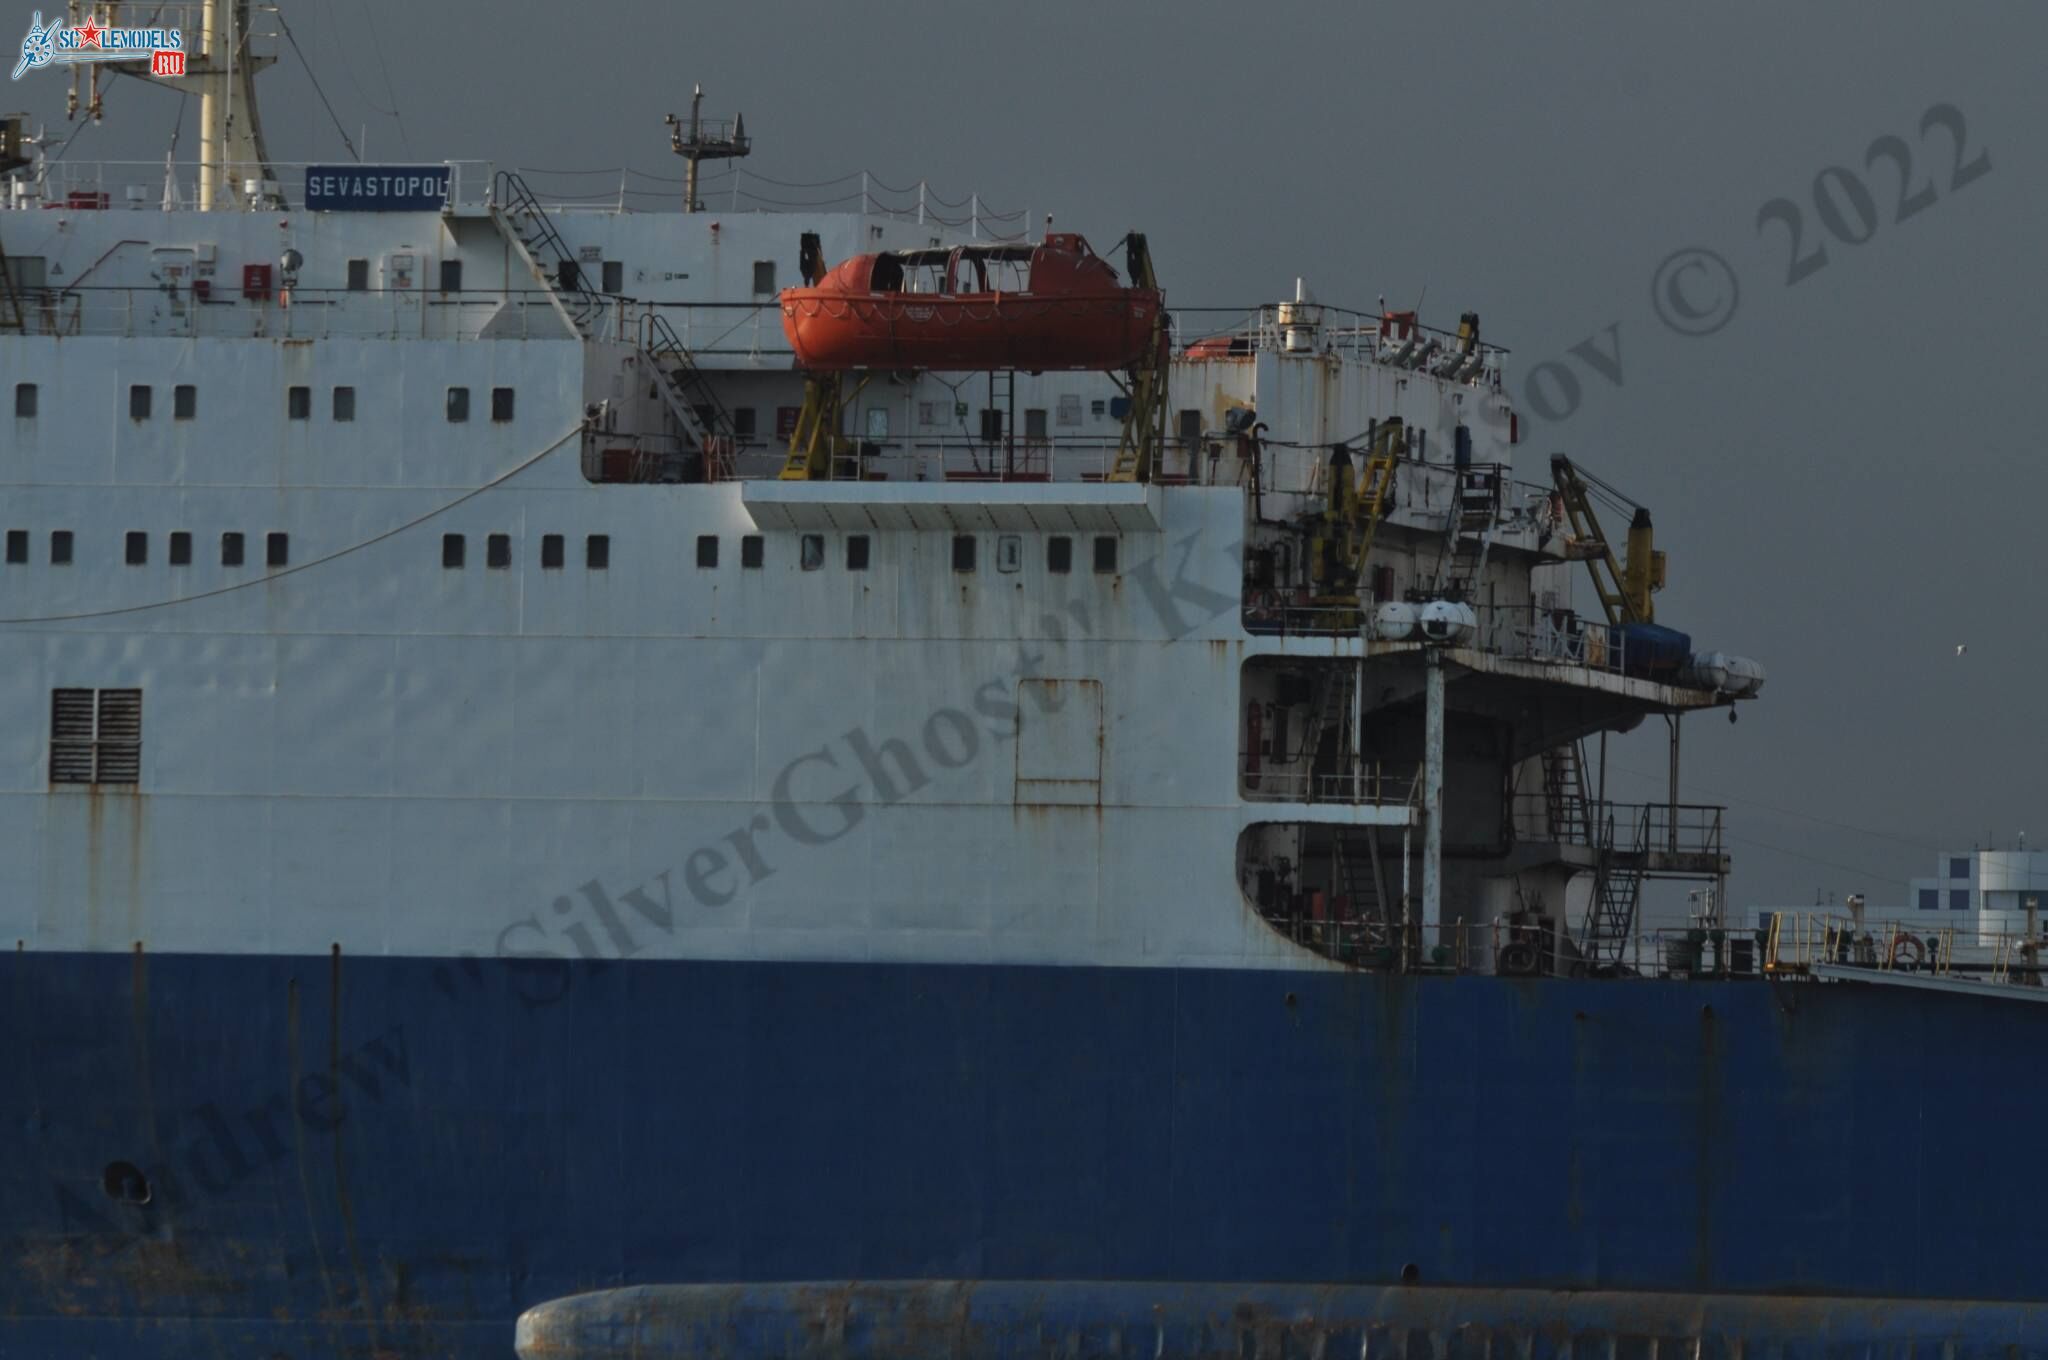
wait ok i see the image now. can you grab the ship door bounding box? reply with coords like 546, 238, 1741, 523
1015, 679, 1103, 807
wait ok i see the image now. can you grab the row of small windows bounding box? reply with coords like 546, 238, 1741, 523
1919, 889, 1973, 911
684, 533, 1119, 575
15, 383, 513, 424
6, 529, 288, 567
442, 533, 609, 570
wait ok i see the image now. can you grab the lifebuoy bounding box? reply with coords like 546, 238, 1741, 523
1891, 935, 1925, 969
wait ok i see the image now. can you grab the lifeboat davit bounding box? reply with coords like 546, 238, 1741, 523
779, 233, 1162, 372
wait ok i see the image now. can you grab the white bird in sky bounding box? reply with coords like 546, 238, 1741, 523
1957, 644, 1968, 656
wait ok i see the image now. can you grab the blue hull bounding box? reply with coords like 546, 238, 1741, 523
2, 950, 2038, 1357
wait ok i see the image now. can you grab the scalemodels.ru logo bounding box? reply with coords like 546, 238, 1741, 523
13, 9, 184, 80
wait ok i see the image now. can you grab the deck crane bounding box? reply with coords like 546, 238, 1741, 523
1548, 454, 1665, 625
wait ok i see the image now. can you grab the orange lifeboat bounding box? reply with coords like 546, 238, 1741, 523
779, 233, 1161, 372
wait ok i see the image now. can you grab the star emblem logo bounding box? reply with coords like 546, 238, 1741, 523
76, 16, 100, 47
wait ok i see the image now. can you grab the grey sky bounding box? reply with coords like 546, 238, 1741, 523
14, 1, 2043, 910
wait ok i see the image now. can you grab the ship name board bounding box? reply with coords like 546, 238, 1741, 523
304, 166, 451, 212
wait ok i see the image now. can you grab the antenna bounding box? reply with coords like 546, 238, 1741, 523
664, 84, 750, 214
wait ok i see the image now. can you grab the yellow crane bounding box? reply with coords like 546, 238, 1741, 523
1548, 454, 1664, 625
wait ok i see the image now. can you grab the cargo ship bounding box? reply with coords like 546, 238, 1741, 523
6, 8, 2047, 1358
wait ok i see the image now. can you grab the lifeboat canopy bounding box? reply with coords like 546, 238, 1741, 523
779, 233, 1162, 373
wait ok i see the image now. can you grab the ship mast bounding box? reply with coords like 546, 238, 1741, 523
664, 85, 749, 213
76, 0, 279, 210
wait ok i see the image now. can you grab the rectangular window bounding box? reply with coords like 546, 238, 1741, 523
696, 535, 718, 569
730, 407, 757, 438
487, 533, 511, 569
846, 535, 870, 571
800, 533, 824, 571
752, 260, 776, 295
1951, 889, 1970, 911
14, 383, 36, 418
438, 258, 463, 293
1918, 888, 1938, 911
601, 260, 623, 294
169, 531, 191, 566
266, 532, 289, 568
446, 387, 470, 423
978, 409, 1003, 443
952, 534, 977, 572
221, 531, 245, 567
1949, 857, 1970, 879
287, 386, 311, 420
124, 531, 147, 565
1024, 408, 1048, 440
128, 385, 151, 420
442, 533, 465, 569
491, 387, 515, 423
346, 258, 369, 291
1093, 535, 1118, 574
1048, 535, 1072, 574
50, 688, 142, 785
333, 386, 356, 422
173, 384, 196, 420
865, 406, 890, 440
50, 530, 72, 565
5, 530, 26, 564
741, 535, 764, 569
541, 534, 564, 569
586, 534, 610, 570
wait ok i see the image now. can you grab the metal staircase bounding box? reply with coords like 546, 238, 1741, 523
492, 171, 736, 477
1432, 463, 1502, 598
1581, 807, 1648, 966
0, 238, 24, 333
1345, 421, 1403, 585
1303, 668, 1356, 802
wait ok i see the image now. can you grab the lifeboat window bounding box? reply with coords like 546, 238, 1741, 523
741, 535, 764, 569
586, 534, 610, 570
542, 535, 564, 570
5, 530, 25, 564
800, 534, 824, 571
696, 535, 718, 569
220, 532, 244, 567
170, 532, 191, 566
846, 536, 870, 571
487, 534, 511, 569
952, 535, 977, 573
869, 254, 905, 293
442, 534, 465, 569
1093, 536, 1118, 574
1047, 536, 1072, 574
751, 261, 776, 295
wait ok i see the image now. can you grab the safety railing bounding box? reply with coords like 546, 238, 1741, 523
1761, 911, 2048, 990
4, 159, 498, 212
1251, 912, 1769, 980
1240, 761, 1417, 806
1, 284, 578, 341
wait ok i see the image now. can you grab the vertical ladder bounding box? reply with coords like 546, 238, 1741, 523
1346, 421, 1404, 584
0, 237, 24, 333
1303, 668, 1355, 802
1541, 742, 1591, 845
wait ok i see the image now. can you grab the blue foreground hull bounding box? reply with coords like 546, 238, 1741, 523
2, 951, 2040, 1357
